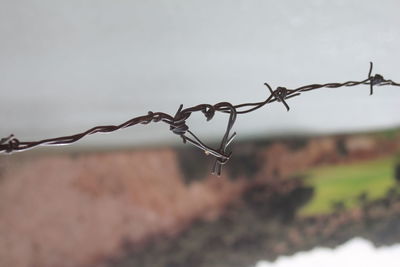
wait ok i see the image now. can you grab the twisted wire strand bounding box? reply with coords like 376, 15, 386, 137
1, 62, 399, 175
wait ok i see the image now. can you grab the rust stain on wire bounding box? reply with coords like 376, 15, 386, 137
1, 62, 399, 175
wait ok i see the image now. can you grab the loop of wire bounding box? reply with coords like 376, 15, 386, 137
1, 62, 399, 175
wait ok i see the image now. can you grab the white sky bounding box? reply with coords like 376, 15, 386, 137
1, 1, 400, 148
256, 238, 400, 267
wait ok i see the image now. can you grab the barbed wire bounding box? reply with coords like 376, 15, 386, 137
1, 62, 399, 175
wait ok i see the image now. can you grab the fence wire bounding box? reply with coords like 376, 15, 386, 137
1, 62, 399, 175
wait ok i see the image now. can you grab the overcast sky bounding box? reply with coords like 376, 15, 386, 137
1, 0, 399, 149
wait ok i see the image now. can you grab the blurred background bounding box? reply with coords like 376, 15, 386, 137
1, 1, 400, 266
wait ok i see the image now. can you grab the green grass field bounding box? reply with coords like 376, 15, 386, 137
299, 156, 397, 216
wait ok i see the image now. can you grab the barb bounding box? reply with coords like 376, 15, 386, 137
1, 62, 399, 175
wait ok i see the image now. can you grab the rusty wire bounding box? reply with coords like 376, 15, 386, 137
1, 62, 399, 175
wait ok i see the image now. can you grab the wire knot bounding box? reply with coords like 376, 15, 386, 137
275, 87, 288, 101
170, 121, 189, 137
170, 105, 189, 142
370, 74, 384, 86
367, 62, 386, 95
265, 83, 291, 111
0, 134, 20, 153
275, 87, 290, 111
369, 74, 385, 95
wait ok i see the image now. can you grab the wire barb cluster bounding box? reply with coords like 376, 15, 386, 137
1, 62, 399, 175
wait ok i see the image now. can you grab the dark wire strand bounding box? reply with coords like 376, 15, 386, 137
1, 62, 399, 175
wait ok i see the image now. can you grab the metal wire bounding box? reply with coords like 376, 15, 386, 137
1, 62, 399, 175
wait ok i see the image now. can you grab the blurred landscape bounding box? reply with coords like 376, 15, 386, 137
1, 128, 400, 267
